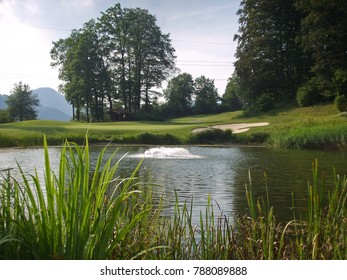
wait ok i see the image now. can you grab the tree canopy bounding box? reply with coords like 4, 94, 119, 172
51, 4, 176, 121
164, 73, 194, 117
233, 0, 347, 113
164, 73, 220, 117
6, 82, 40, 121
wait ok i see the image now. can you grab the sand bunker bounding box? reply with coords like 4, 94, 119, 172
192, 122, 269, 134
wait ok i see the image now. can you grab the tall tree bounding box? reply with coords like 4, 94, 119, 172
51, 3, 176, 121
194, 76, 219, 114
98, 4, 176, 113
296, 0, 347, 98
164, 73, 194, 117
51, 30, 85, 121
51, 21, 107, 122
6, 82, 40, 121
221, 74, 243, 112
234, 0, 305, 112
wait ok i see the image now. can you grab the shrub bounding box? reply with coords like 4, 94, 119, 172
296, 81, 318, 107
188, 128, 234, 144
334, 95, 347, 112
0, 109, 10, 123
257, 91, 276, 112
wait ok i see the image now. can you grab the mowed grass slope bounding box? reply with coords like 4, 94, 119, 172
0, 104, 346, 148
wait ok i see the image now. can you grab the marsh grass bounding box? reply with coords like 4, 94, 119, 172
158, 159, 347, 260
0, 138, 347, 259
0, 136, 165, 259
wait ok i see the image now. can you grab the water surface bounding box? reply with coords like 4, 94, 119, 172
1, 145, 346, 222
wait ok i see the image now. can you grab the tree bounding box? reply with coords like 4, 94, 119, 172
51, 21, 107, 122
234, 0, 306, 112
6, 82, 40, 121
164, 73, 194, 117
221, 74, 243, 111
98, 5, 176, 113
295, 0, 347, 101
51, 4, 176, 120
0, 109, 10, 124
194, 76, 219, 114
51, 30, 85, 121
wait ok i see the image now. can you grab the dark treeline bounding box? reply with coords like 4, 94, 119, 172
230, 0, 347, 114
51, 4, 176, 122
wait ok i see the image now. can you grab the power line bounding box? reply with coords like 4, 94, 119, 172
177, 64, 233, 67
174, 39, 231, 46
178, 59, 234, 63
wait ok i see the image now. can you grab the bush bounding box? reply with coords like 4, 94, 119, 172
127, 132, 182, 145
188, 128, 234, 144
0, 109, 10, 123
334, 95, 347, 112
257, 91, 276, 111
297, 81, 318, 107
296, 77, 330, 107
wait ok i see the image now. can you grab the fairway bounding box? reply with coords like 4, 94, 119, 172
0, 104, 346, 149
0, 111, 242, 146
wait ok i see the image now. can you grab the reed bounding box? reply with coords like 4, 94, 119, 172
158, 160, 347, 260
0, 136, 163, 259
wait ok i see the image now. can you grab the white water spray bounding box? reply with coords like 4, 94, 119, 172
130, 147, 202, 159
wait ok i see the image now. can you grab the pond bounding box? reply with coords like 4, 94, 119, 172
0, 145, 346, 222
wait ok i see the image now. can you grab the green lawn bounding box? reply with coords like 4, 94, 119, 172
0, 104, 346, 148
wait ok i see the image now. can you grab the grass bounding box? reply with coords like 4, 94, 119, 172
0, 136, 164, 259
1, 137, 347, 259
0, 103, 346, 149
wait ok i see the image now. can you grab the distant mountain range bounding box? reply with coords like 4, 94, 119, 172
0, 87, 72, 121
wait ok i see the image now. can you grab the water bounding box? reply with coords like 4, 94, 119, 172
1, 145, 346, 222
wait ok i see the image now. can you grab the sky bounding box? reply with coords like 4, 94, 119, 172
0, 0, 240, 96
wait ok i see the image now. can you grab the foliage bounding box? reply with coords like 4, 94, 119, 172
164, 74, 220, 117
334, 69, 347, 97
234, 0, 305, 111
221, 74, 243, 112
0, 109, 10, 124
5, 82, 40, 121
296, 78, 323, 107
188, 129, 234, 144
233, 0, 347, 112
334, 95, 347, 112
164, 73, 194, 117
193, 76, 219, 114
51, 4, 176, 122
296, 0, 347, 95
0, 136, 164, 259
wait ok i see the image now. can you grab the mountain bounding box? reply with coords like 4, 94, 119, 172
34, 88, 72, 121
0, 94, 7, 109
0, 88, 73, 121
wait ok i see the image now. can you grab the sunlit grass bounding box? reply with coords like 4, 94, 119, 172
0, 103, 346, 148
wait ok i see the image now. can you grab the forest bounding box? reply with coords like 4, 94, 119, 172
50, 1, 347, 122
232, 0, 347, 115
